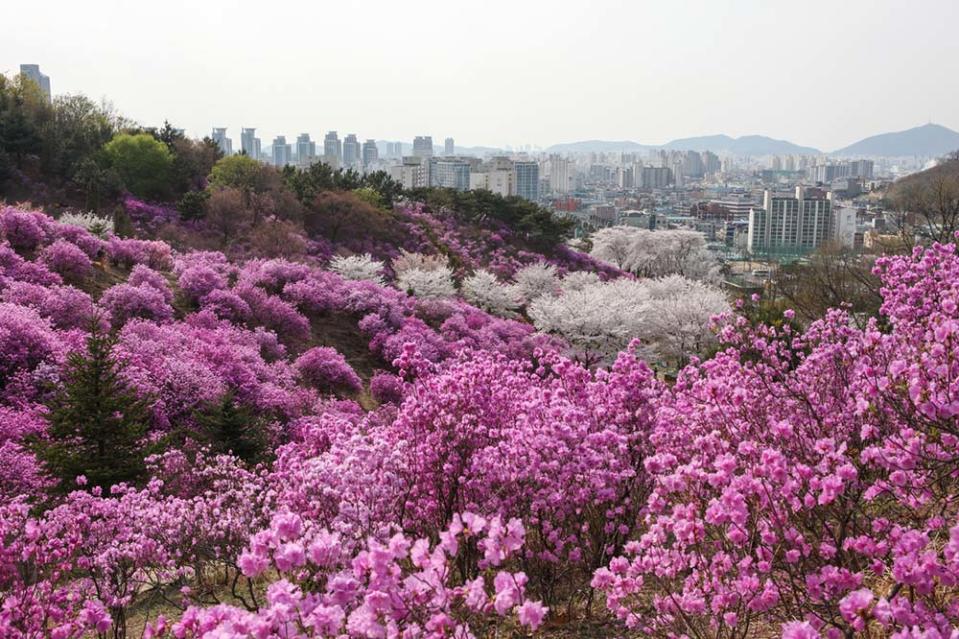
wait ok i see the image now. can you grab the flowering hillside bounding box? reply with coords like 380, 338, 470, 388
1, 201, 958, 639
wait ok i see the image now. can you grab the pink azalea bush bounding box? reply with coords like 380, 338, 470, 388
39, 239, 93, 281
294, 347, 363, 395
3, 201, 959, 639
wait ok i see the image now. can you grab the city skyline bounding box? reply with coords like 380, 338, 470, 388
4, 0, 958, 150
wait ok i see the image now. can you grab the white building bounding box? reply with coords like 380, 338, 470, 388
241, 128, 261, 159
748, 187, 834, 255
390, 157, 428, 189
549, 155, 571, 194
212, 128, 232, 156
272, 136, 292, 167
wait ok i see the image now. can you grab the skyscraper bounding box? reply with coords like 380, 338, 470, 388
212, 128, 232, 156
512, 161, 539, 201
296, 133, 316, 165
343, 134, 360, 167
19, 64, 50, 100
272, 136, 292, 167
324, 131, 342, 166
444, 137, 455, 156
413, 136, 433, 159
362, 139, 378, 167
241, 128, 261, 159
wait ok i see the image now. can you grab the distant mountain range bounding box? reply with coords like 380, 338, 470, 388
544, 123, 959, 158
831, 123, 959, 157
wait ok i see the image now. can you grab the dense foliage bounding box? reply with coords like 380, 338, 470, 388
0, 194, 957, 639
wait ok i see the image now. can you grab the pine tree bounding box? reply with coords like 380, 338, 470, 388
192, 391, 266, 464
35, 320, 151, 494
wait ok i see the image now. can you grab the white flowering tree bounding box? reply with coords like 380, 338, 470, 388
529, 275, 729, 368
512, 263, 559, 304
330, 254, 386, 285
589, 227, 721, 283
462, 269, 520, 316
397, 266, 456, 300
391, 250, 448, 276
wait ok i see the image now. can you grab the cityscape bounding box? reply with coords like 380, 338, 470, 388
4, 1, 959, 636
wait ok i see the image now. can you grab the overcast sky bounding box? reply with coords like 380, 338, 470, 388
5, 0, 958, 151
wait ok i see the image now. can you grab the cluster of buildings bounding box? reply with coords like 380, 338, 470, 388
387, 153, 540, 201
211, 128, 381, 172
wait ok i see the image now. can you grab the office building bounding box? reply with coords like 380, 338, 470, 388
19, 64, 50, 100
429, 158, 471, 190
413, 136, 434, 158
212, 128, 232, 156
324, 131, 342, 166
444, 137, 455, 156
296, 133, 316, 165
272, 135, 292, 167
748, 187, 834, 255
343, 134, 360, 167
512, 161, 539, 201
362, 139, 378, 167
241, 128, 261, 159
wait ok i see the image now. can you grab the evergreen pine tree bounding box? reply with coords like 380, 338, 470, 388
192, 391, 266, 464
35, 319, 151, 494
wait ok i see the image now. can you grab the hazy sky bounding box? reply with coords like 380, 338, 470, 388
5, 0, 959, 150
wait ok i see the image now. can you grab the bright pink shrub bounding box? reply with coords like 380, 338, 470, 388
126, 264, 174, 302
0, 302, 62, 389
370, 371, 405, 405
178, 264, 227, 303
294, 347, 362, 394
107, 237, 174, 270
0, 207, 49, 251
198, 289, 252, 323
39, 240, 93, 281
99, 283, 174, 327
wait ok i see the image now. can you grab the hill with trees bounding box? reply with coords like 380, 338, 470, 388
3, 73, 959, 639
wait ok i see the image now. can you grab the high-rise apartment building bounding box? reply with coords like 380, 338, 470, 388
683, 150, 705, 178
385, 142, 403, 158
212, 128, 232, 156
324, 131, 342, 166
343, 134, 360, 167
549, 155, 570, 194
362, 139, 378, 167
389, 157, 428, 189
512, 161, 539, 201
444, 137, 455, 156
413, 136, 433, 158
241, 128, 261, 159
296, 133, 316, 165
272, 136, 292, 167
748, 187, 834, 255
703, 150, 721, 175
634, 165, 672, 188
19, 64, 50, 100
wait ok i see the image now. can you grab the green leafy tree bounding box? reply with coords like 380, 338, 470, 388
0, 73, 49, 168
41, 94, 119, 180
191, 391, 267, 464
102, 132, 173, 199
209, 154, 265, 192
34, 321, 151, 494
